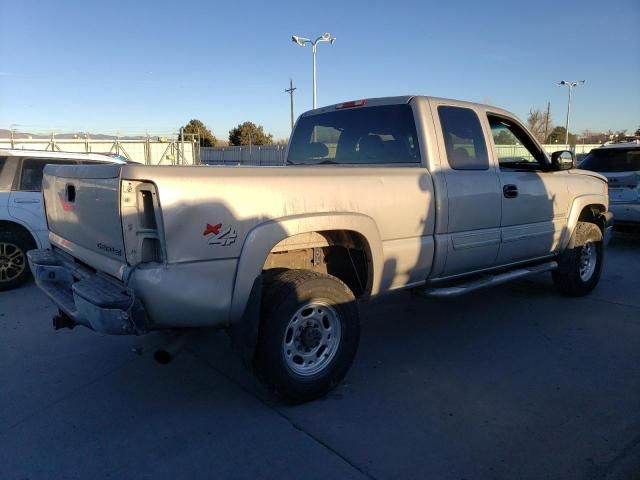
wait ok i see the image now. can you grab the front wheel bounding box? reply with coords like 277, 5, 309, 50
255, 270, 360, 404
552, 221, 603, 296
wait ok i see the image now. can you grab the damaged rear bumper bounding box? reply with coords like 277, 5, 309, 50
27, 248, 148, 334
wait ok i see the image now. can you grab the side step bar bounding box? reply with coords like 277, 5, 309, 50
417, 260, 558, 298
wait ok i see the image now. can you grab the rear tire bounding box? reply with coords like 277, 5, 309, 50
552, 221, 603, 296
255, 269, 360, 404
0, 231, 34, 291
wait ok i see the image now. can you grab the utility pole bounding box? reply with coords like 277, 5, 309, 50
285, 78, 297, 131
544, 101, 551, 144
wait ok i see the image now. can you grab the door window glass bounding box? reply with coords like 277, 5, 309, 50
488, 116, 546, 170
438, 106, 489, 170
19, 159, 77, 192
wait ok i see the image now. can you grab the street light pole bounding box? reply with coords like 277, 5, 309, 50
291, 33, 336, 109
312, 43, 317, 109
558, 80, 585, 146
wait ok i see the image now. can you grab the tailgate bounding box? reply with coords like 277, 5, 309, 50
43, 164, 126, 274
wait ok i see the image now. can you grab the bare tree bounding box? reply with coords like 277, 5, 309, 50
526, 108, 551, 143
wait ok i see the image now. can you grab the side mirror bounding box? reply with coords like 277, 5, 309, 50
551, 150, 574, 171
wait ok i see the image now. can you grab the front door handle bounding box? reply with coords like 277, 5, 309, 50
503, 184, 519, 199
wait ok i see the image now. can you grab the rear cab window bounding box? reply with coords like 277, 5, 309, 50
580, 148, 640, 172
287, 104, 421, 165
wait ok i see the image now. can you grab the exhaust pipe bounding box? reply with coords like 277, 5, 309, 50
153, 330, 194, 365
53, 310, 77, 330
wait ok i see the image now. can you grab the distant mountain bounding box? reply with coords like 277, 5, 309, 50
0, 129, 149, 140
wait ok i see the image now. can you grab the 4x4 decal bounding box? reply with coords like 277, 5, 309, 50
203, 223, 237, 246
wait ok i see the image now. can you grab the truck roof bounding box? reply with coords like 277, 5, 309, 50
302, 95, 516, 119
0, 148, 126, 163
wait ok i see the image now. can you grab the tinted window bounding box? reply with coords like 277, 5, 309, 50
0, 157, 11, 190
438, 106, 489, 170
287, 104, 421, 165
488, 115, 546, 170
580, 148, 640, 172
19, 158, 77, 191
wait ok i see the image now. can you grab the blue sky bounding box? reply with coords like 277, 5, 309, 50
1, 0, 638, 140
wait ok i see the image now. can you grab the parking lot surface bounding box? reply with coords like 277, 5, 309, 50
1, 231, 639, 480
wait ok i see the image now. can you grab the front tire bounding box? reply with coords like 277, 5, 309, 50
0, 231, 33, 291
255, 270, 360, 404
552, 221, 603, 296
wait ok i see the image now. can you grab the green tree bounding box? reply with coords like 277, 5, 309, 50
228, 121, 273, 146
180, 119, 217, 147
493, 130, 517, 145
546, 126, 577, 145
635, 126, 640, 136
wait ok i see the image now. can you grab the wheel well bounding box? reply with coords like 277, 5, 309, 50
578, 204, 606, 229
262, 230, 372, 298
0, 221, 38, 248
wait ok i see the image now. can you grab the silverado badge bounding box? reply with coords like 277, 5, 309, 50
203, 223, 237, 246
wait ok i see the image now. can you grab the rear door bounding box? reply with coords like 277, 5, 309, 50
434, 104, 502, 276
487, 115, 569, 264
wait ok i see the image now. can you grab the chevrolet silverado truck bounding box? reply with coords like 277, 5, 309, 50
28, 96, 613, 403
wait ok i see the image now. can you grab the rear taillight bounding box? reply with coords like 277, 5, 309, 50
121, 180, 163, 264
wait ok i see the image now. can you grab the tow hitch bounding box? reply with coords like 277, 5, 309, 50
52, 310, 77, 330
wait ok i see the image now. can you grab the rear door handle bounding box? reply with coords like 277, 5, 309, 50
503, 184, 519, 199
13, 199, 40, 204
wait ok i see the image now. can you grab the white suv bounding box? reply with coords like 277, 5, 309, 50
0, 149, 125, 290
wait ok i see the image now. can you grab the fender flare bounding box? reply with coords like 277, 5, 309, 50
228, 212, 384, 325
560, 194, 608, 251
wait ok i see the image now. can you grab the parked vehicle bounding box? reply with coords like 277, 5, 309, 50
28, 96, 612, 402
0, 149, 125, 290
579, 142, 640, 226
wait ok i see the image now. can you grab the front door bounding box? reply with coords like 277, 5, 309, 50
487, 115, 569, 264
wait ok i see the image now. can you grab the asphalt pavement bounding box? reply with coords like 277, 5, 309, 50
1, 231, 639, 480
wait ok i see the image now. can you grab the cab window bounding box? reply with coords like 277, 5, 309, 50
287, 104, 421, 165
438, 106, 489, 170
19, 158, 77, 192
488, 115, 547, 171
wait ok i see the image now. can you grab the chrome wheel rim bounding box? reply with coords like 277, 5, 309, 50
282, 301, 342, 377
0, 241, 26, 283
579, 241, 597, 282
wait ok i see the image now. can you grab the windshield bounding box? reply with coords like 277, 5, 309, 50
580, 148, 640, 172
287, 104, 421, 165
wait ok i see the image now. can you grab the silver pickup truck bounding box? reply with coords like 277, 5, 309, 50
28, 96, 613, 403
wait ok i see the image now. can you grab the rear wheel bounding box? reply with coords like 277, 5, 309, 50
0, 231, 34, 291
255, 269, 360, 404
552, 221, 603, 296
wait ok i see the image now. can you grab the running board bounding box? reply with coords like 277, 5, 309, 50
418, 261, 558, 298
